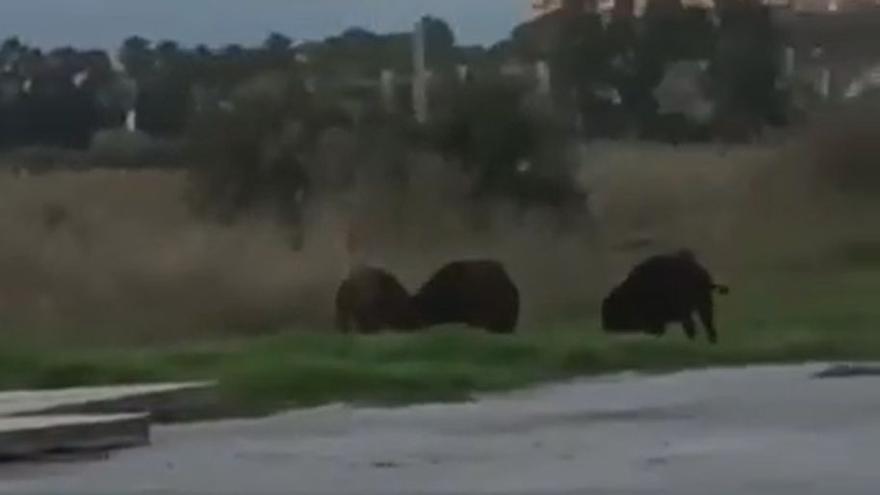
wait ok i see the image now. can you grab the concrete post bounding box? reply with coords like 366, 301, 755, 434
118, 76, 139, 132
783, 46, 795, 81
818, 67, 831, 99
304, 76, 318, 93
535, 60, 552, 96
412, 18, 429, 124
380, 69, 396, 112
125, 109, 137, 132
456, 64, 469, 83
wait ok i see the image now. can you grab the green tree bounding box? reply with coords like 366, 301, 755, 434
119, 36, 154, 79
186, 72, 350, 247
222, 44, 245, 58
710, 0, 786, 139
421, 16, 457, 70
264, 32, 294, 53
0, 37, 23, 66
194, 44, 212, 58
429, 76, 588, 231
156, 40, 181, 60
553, 10, 608, 92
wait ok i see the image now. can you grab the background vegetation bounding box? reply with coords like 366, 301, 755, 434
0, 0, 877, 409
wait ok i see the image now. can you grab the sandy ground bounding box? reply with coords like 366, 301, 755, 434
0, 363, 878, 495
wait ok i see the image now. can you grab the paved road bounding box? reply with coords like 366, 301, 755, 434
1, 363, 879, 495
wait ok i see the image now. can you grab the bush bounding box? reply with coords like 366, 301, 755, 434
0, 147, 86, 175
184, 72, 350, 241
428, 76, 589, 224
806, 100, 880, 196
88, 129, 184, 169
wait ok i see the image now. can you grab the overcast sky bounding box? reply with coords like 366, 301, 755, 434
0, 0, 527, 52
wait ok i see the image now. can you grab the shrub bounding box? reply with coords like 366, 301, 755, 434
88, 129, 184, 169
184, 72, 350, 243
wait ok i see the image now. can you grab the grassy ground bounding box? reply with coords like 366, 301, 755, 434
1, 138, 879, 415
0, 267, 877, 415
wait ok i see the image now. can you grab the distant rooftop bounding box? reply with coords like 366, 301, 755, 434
529, 0, 880, 17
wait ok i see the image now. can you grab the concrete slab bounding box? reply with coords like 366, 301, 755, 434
0, 381, 218, 422
0, 413, 149, 460
0, 382, 217, 461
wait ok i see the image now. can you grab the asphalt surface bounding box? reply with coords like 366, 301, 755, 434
1, 363, 879, 495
